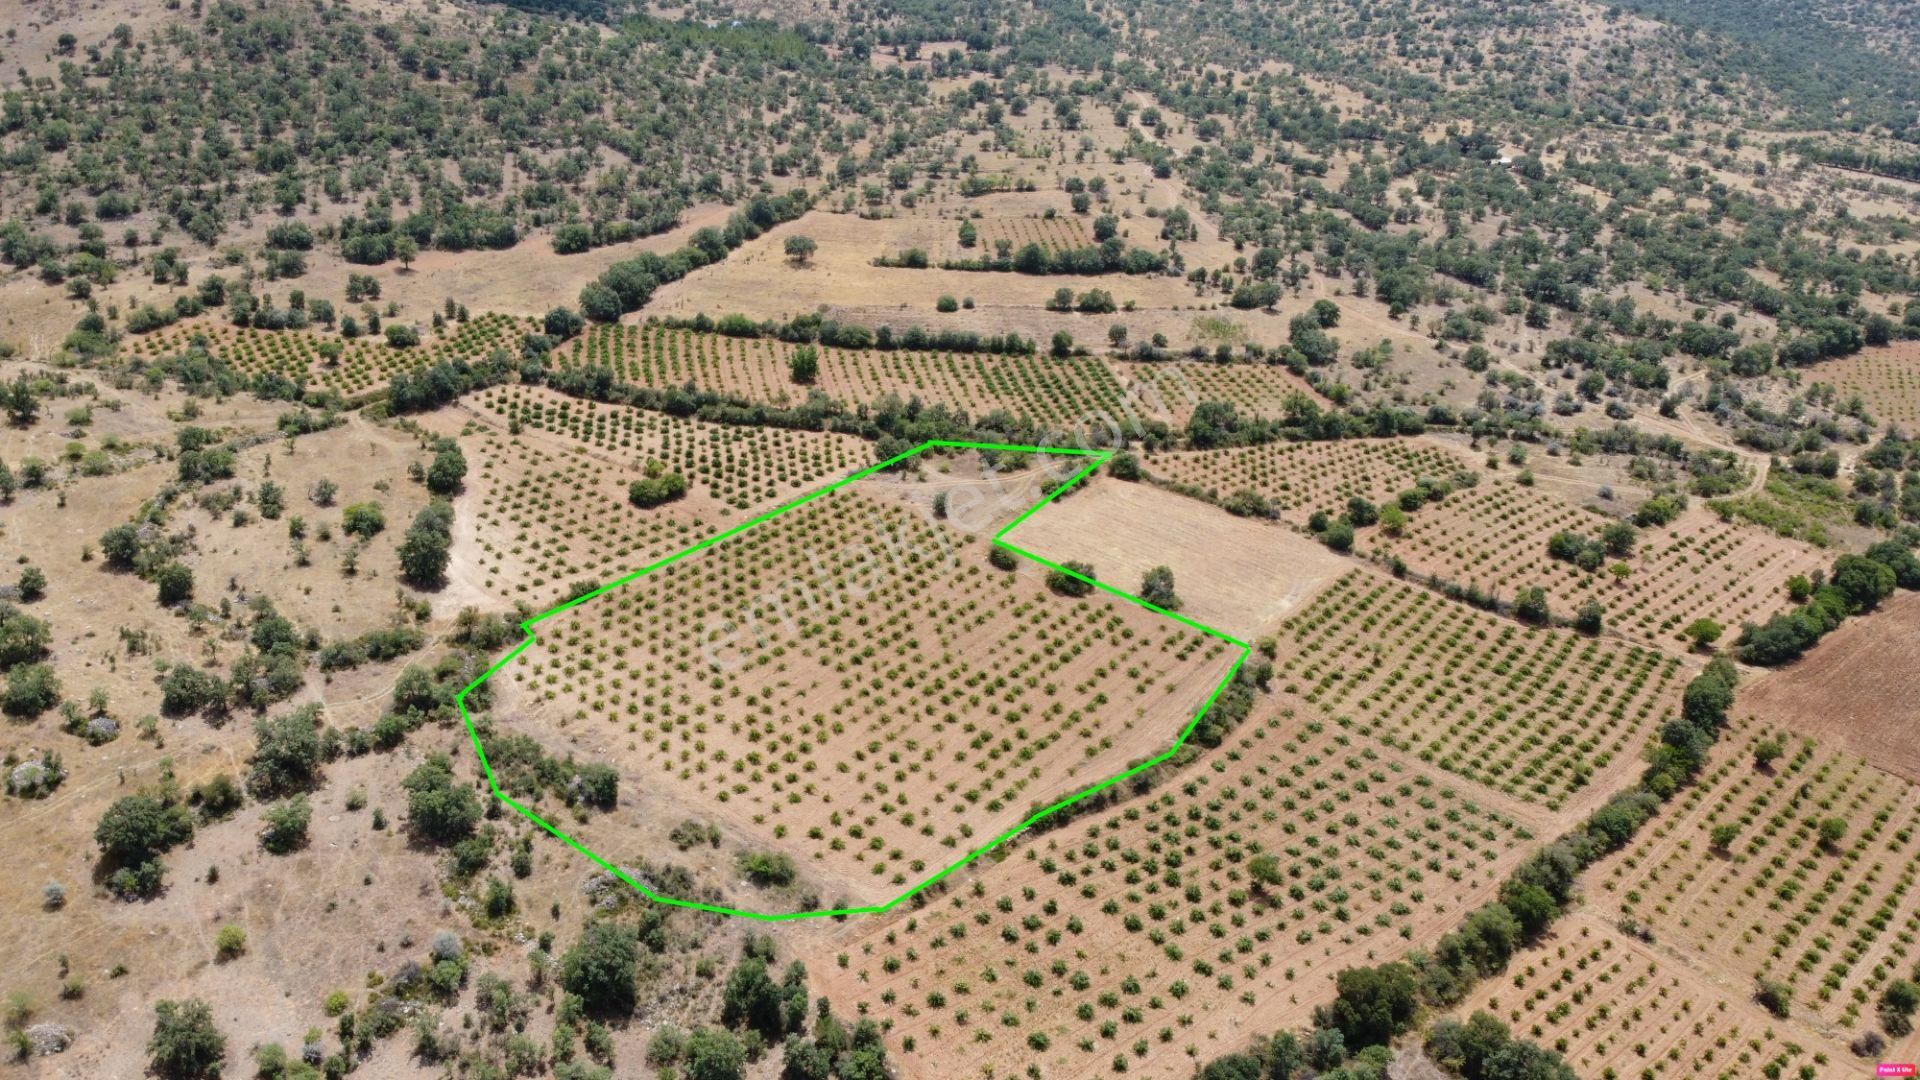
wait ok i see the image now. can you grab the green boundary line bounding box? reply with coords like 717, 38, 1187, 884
454, 439, 1252, 920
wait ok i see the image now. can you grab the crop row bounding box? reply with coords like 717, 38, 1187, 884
1272, 571, 1686, 810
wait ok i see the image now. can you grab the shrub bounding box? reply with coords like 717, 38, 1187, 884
214, 925, 246, 961
341, 502, 385, 538
1573, 599, 1604, 635
1755, 977, 1793, 1018
789, 345, 819, 384
260, 796, 311, 854
1046, 561, 1096, 597
629, 471, 689, 508
1683, 618, 1723, 649
739, 849, 796, 886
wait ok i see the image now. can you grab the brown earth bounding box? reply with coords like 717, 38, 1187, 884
1740, 589, 1920, 783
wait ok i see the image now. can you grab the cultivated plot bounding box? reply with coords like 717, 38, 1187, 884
1271, 571, 1689, 812
1448, 912, 1852, 1080
815, 708, 1543, 1079
461, 444, 1248, 917
1589, 716, 1920, 1054
1363, 478, 1830, 650
124, 314, 536, 397
1146, 438, 1469, 518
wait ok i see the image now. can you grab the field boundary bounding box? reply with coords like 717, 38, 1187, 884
455, 439, 1253, 920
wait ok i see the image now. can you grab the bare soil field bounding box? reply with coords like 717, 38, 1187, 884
1740, 590, 1920, 783
998, 476, 1352, 642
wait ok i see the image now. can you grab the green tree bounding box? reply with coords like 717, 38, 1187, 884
260, 796, 311, 853
398, 502, 454, 588
148, 999, 226, 1079
155, 562, 195, 606
720, 956, 783, 1037
3, 376, 40, 427
250, 705, 322, 797
1514, 586, 1550, 625
789, 345, 819, 384
2, 662, 60, 716
561, 922, 639, 1017
99, 524, 142, 569
96, 792, 195, 865
0, 602, 51, 669
684, 1027, 745, 1080
426, 444, 467, 495
402, 756, 480, 843
1832, 554, 1896, 612
17, 565, 45, 602
543, 306, 584, 340
1327, 963, 1419, 1049
783, 235, 817, 265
